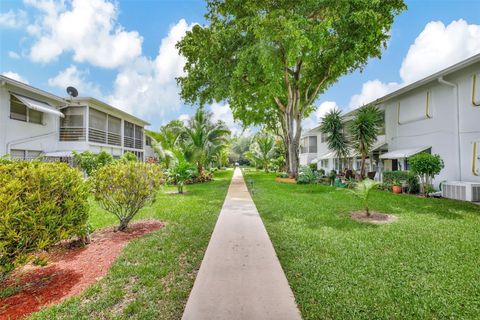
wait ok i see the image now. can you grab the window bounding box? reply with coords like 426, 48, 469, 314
10, 95, 43, 124
146, 136, 152, 146
10, 149, 42, 161
134, 125, 144, 149
89, 108, 107, 144
378, 110, 386, 135
321, 159, 328, 168
124, 121, 135, 148
60, 107, 86, 141
10, 98, 27, 121
320, 133, 327, 143
308, 136, 317, 153
107, 115, 121, 146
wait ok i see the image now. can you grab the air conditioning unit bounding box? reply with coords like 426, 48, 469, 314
442, 181, 480, 202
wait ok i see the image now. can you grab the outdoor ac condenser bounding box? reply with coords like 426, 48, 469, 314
442, 181, 480, 202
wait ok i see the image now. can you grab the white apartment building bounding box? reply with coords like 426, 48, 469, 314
300, 54, 480, 187
0, 75, 156, 162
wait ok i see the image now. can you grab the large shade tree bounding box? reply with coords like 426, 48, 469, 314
177, 0, 406, 177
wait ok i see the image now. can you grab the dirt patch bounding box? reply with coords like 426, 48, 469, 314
0, 220, 164, 320
351, 211, 398, 224
275, 177, 296, 184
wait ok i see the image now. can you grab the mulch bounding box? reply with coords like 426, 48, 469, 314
0, 220, 164, 320
275, 177, 297, 184
351, 211, 398, 224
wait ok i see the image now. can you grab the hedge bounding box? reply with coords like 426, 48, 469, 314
0, 161, 90, 278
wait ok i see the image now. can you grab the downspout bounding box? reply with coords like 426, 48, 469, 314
6, 132, 58, 158
438, 76, 462, 181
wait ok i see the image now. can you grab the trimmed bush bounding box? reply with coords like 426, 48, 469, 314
297, 166, 320, 184
383, 171, 409, 185
92, 162, 163, 231
73, 150, 114, 176
0, 162, 90, 278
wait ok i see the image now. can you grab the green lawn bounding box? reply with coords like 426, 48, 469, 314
30, 170, 233, 320
244, 170, 480, 320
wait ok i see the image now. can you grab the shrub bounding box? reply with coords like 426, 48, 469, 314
309, 163, 318, 172
383, 171, 409, 185
318, 168, 326, 176
409, 153, 444, 196
297, 166, 320, 184
92, 162, 163, 231
73, 150, 114, 176
168, 161, 196, 193
119, 151, 138, 163
0, 161, 89, 278
406, 172, 420, 194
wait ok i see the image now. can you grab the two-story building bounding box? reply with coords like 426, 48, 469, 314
300, 53, 480, 188
0, 75, 156, 162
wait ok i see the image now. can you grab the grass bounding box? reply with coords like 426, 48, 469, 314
244, 170, 480, 320
29, 170, 233, 320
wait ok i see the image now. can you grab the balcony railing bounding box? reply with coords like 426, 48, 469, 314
60, 127, 86, 141
107, 132, 121, 146
88, 128, 107, 144
124, 136, 134, 148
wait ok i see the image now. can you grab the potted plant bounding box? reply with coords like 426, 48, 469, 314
392, 178, 402, 194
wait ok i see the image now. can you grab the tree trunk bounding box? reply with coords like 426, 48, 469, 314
118, 217, 132, 231
360, 153, 366, 180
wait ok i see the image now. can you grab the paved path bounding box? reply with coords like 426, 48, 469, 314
182, 168, 301, 320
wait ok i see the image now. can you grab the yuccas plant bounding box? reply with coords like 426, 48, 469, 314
348, 178, 380, 216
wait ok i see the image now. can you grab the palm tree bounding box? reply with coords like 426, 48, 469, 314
245, 133, 275, 172
320, 109, 349, 166
181, 108, 230, 174
349, 105, 382, 179
150, 138, 176, 168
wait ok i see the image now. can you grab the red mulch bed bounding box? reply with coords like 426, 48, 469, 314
0, 220, 164, 320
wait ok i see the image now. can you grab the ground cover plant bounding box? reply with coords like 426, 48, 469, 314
28, 170, 233, 319
244, 170, 480, 319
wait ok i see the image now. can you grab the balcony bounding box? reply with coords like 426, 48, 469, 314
59, 127, 86, 141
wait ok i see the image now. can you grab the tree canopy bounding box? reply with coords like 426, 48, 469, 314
177, 0, 406, 176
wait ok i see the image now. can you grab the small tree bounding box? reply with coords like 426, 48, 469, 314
119, 151, 138, 163
350, 105, 383, 179
321, 109, 349, 165
245, 133, 275, 172
349, 179, 380, 216
409, 153, 444, 196
168, 161, 196, 194
92, 162, 163, 231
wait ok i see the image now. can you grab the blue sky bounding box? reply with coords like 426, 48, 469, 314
1, 0, 480, 133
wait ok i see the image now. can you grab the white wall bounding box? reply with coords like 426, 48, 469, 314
383, 62, 480, 186
0, 86, 61, 157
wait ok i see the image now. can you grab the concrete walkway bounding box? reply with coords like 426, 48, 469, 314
182, 168, 301, 320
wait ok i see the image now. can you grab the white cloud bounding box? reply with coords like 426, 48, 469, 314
348, 80, 400, 110
26, 0, 142, 68
400, 19, 480, 83
347, 20, 480, 110
107, 19, 195, 119
0, 9, 27, 28
8, 51, 21, 59
1, 71, 29, 84
178, 113, 190, 124
303, 101, 339, 130
48, 65, 102, 97
209, 102, 244, 135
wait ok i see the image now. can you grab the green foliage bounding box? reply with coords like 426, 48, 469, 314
0, 155, 11, 165
229, 136, 252, 165
73, 150, 114, 176
348, 179, 380, 216
245, 132, 275, 172
383, 171, 410, 185
0, 161, 89, 278
320, 109, 349, 160
329, 170, 337, 185
120, 151, 138, 163
409, 153, 444, 195
179, 108, 230, 174
349, 105, 383, 178
296, 166, 320, 184
318, 168, 326, 176
92, 162, 163, 231
177, 0, 405, 176
168, 161, 196, 194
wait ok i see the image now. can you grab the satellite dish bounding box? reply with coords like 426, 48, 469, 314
66, 86, 78, 98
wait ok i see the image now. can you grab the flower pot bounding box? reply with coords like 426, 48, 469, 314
392, 185, 402, 194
